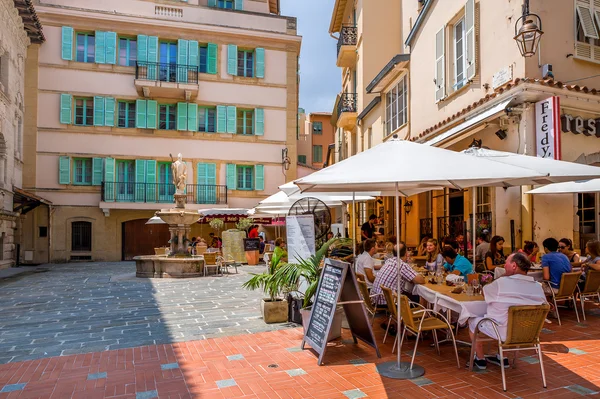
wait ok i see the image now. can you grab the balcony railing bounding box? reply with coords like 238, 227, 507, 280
437, 215, 464, 239
337, 92, 358, 117
420, 218, 433, 239
101, 182, 227, 205
135, 61, 199, 84
337, 25, 358, 56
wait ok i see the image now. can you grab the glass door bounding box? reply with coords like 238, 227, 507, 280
116, 160, 135, 202
158, 162, 174, 203
159, 42, 177, 82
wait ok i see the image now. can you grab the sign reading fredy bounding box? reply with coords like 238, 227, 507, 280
535, 96, 561, 160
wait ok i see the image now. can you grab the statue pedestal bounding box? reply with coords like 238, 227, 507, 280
174, 194, 186, 209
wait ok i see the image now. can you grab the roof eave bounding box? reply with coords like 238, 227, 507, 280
329, 0, 348, 34
366, 54, 410, 94
405, 0, 434, 48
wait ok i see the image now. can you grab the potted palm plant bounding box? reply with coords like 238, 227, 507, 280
241, 258, 288, 323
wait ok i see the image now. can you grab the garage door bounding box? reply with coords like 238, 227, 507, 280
122, 219, 170, 260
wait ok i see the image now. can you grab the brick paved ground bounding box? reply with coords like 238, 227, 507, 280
0, 262, 295, 364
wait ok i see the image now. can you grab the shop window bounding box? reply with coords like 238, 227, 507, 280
72, 221, 92, 252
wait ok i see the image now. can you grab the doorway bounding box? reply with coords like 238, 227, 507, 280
122, 219, 170, 260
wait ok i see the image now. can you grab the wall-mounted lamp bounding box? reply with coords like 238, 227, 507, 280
514, 0, 543, 57
404, 200, 413, 214
377, 198, 383, 205
495, 129, 508, 141
282, 148, 291, 171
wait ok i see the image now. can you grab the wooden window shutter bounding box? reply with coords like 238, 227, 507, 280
188, 103, 198, 132
104, 157, 115, 201
104, 97, 115, 127
254, 164, 264, 191
577, 1, 599, 39
136, 99, 147, 129
227, 44, 238, 75
208, 0, 217, 6
137, 35, 148, 63
254, 108, 264, 135
59, 156, 71, 185
105, 32, 117, 64
147, 100, 158, 129
147, 36, 159, 63
60, 94, 72, 124
177, 39, 189, 83
135, 159, 147, 202
92, 158, 103, 186
234, 0, 243, 10
255, 48, 265, 78
226, 106, 237, 133
93, 96, 105, 126
61, 26, 74, 61
207, 43, 218, 74
188, 40, 199, 68
465, 0, 476, 80
95, 31, 106, 64
146, 160, 157, 202
216, 105, 227, 133
435, 26, 446, 102
177, 102, 188, 131
226, 164, 237, 190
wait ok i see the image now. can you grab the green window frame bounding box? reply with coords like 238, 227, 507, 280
76, 33, 95, 63
73, 158, 93, 185
74, 98, 94, 126
118, 101, 136, 128
198, 107, 216, 132
312, 121, 323, 135
237, 165, 254, 190
236, 109, 254, 135
159, 104, 176, 130
313, 145, 323, 163
118, 37, 137, 66
237, 50, 254, 77
218, 0, 234, 9
298, 155, 307, 164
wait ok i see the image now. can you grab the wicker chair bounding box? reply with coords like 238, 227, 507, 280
469, 304, 550, 392
220, 254, 239, 275
380, 287, 424, 344
579, 270, 600, 320
357, 279, 382, 324
396, 295, 460, 370
544, 271, 581, 325
203, 252, 222, 277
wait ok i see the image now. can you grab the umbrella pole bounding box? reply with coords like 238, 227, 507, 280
473, 189, 477, 266
376, 183, 425, 380
353, 192, 356, 257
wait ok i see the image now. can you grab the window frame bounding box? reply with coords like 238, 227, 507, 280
236, 109, 254, 135
312, 145, 323, 163
117, 101, 136, 128
71, 221, 92, 252
158, 104, 176, 130
73, 158, 93, 186
385, 76, 408, 136
76, 32, 96, 63
312, 121, 323, 135
237, 50, 254, 77
218, 0, 234, 9
118, 37, 137, 67
236, 165, 254, 191
298, 155, 307, 164
452, 17, 467, 91
198, 106, 216, 132
199, 45, 209, 73
74, 97, 94, 126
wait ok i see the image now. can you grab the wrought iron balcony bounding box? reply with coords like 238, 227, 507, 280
420, 218, 433, 239
101, 182, 227, 205
135, 61, 199, 84
336, 25, 358, 68
336, 92, 358, 130
437, 215, 465, 239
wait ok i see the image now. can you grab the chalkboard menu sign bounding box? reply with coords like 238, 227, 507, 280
243, 238, 260, 251
301, 259, 380, 365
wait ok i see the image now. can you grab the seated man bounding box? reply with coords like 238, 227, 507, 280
442, 246, 473, 280
259, 236, 265, 255
371, 242, 425, 307
541, 237, 572, 295
355, 239, 381, 288
468, 253, 546, 370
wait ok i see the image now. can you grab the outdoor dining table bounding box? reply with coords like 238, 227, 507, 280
412, 282, 487, 325
494, 266, 581, 281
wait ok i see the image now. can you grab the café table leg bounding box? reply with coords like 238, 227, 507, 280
434, 308, 471, 347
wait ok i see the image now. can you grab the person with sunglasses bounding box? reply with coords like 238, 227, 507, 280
558, 238, 581, 268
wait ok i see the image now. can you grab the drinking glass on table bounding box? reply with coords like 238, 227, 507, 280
472, 279, 480, 294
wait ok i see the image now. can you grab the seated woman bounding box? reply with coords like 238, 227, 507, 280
579, 240, 600, 290
424, 238, 444, 273
270, 238, 288, 270
416, 237, 429, 256
485, 236, 506, 271
559, 238, 580, 268
519, 241, 539, 263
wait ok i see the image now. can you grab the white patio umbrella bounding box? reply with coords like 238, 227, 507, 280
526, 179, 600, 195
294, 136, 549, 380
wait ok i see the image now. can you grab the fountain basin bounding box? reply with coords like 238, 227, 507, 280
134, 255, 205, 278
156, 209, 200, 225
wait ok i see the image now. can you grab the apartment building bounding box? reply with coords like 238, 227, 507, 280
22, 0, 301, 263
0, 0, 44, 269
297, 111, 335, 169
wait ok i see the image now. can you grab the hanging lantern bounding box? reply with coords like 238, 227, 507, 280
514, 1, 543, 57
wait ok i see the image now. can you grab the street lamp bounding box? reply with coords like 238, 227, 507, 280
404, 200, 413, 214
514, 0, 543, 57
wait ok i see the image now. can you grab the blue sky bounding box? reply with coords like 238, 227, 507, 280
280, 0, 339, 114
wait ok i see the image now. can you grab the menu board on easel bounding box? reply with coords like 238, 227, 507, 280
301, 258, 380, 365
286, 215, 316, 262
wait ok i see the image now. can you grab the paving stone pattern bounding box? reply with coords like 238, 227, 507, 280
0, 262, 295, 364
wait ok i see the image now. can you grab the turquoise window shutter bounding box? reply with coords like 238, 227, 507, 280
104, 97, 115, 127
197, 162, 207, 203
105, 32, 117, 64
95, 31, 106, 64
137, 35, 148, 63
206, 163, 217, 203
60, 94, 72, 124
92, 158, 103, 186
216, 105, 227, 133
104, 157, 115, 202
135, 159, 147, 202
177, 102, 188, 131
147, 36, 158, 80
58, 156, 71, 185
227, 44, 238, 75
93, 96, 105, 126
255, 48, 265, 78
147, 100, 158, 129
226, 105, 236, 133
207, 43, 218, 74
146, 160, 157, 202
135, 99, 147, 128
187, 103, 198, 132
226, 164, 237, 190
254, 108, 264, 136
61, 26, 74, 61
208, 0, 216, 7
234, 0, 243, 10
177, 39, 189, 83
254, 164, 264, 191
188, 40, 199, 69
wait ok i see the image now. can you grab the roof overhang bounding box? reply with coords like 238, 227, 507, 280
405, 0, 434, 48
357, 96, 381, 122
12, 0, 45, 44
366, 54, 410, 93
329, 0, 349, 34
13, 187, 51, 215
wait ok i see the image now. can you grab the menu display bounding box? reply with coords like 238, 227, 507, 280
305, 264, 343, 349
286, 215, 316, 263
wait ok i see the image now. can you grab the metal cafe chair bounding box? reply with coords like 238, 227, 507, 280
357, 279, 382, 324
203, 252, 222, 277
380, 287, 423, 345
544, 271, 581, 325
469, 304, 550, 392
578, 270, 600, 320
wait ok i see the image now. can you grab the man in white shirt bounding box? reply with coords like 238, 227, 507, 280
355, 239, 380, 288
468, 252, 547, 370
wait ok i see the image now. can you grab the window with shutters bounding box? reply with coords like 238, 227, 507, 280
453, 18, 467, 90
199, 45, 209, 73
118, 37, 137, 66
312, 121, 323, 135
72, 221, 92, 252
298, 155, 307, 164
73, 158, 93, 185
385, 76, 408, 135
218, 0, 234, 9
75, 98, 94, 126
313, 145, 323, 163
236, 109, 254, 135
118, 101, 136, 128
76, 33, 95, 63
159, 104, 176, 130
198, 107, 216, 132
575, 0, 600, 62
237, 50, 254, 77
237, 165, 254, 190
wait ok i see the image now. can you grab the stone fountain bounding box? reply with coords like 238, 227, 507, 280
134, 153, 205, 278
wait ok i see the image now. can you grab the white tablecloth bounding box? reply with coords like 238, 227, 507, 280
494, 267, 580, 281
413, 284, 487, 325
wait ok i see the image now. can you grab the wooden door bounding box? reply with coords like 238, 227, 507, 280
122, 219, 170, 260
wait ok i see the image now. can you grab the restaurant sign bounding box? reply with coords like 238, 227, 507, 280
561, 114, 600, 137
199, 215, 277, 224
535, 96, 561, 160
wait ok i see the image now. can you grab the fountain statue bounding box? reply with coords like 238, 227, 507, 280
134, 153, 206, 278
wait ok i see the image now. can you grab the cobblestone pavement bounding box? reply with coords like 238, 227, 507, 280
0, 262, 295, 364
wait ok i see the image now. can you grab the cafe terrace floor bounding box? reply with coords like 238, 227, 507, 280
1, 305, 599, 398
